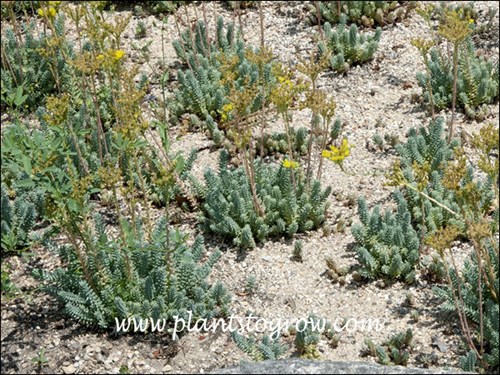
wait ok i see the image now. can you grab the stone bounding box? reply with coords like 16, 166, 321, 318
351, 272, 363, 282
68, 341, 81, 351
210, 359, 470, 374
62, 364, 76, 374
431, 337, 449, 353
376, 280, 386, 289
162, 364, 173, 372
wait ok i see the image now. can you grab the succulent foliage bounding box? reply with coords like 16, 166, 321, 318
1, 184, 42, 252
416, 37, 499, 119
170, 17, 275, 124
231, 331, 288, 361
351, 193, 419, 283
318, 14, 382, 73
295, 315, 324, 359
394, 118, 464, 235
1, 14, 71, 112
35, 218, 230, 329
308, 1, 416, 27
434, 239, 499, 372
364, 329, 413, 366
199, 150, 331, 249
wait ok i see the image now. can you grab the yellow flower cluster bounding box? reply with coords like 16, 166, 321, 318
37, 1, 61, 18
270, 70, 307, 115
322, 139, 351, 165
219, 102, 234, 123
38, 6, 57, 18
97, 49, 126, 68
282, 159, 299, 169
113, 49, 125, 60
277, 76, 292, 85
438, 9, 472, 43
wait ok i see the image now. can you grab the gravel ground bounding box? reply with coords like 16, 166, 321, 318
1, 1, 499, 374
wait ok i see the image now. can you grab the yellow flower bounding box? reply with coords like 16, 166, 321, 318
218, 102, 234, 123
277, 76, 293, 85
283, 159, 299, 169
48, 1, 61, 6
340, 138, 350, 156
113, 49, 125, 61
96, 50, 125, 69
38, 6, 57, 18
222, 103, 234, 113
322, 139, 351, 165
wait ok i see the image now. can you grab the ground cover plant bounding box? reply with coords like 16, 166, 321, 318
317, 14, 382, 73
0, 1, 499, 374
307, 1, 417, 28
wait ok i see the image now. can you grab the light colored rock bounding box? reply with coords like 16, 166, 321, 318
163, 364, 173, 372
211, 359, 471, 374
62, 364, 76, 374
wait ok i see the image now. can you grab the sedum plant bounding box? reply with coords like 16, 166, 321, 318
170, 16, 275, 125
1, 184, 42, 252
389, 119, 498, 247
308, 1, 416, 28
231, 331, 288, 361
318, 14, 381, 73
354, 118, 487, 285
1, 1, 42, 19
35, 218, 231, 329
351, 193, 420, 284
391, 117, 464, 236
1, 12, 71, 112
433, 238, 498, 373
248, 118, 342, 160
294, 315, 324, 359
427, 123, 499, 373
292, 239, 304, 262
87, 1, 183, 14
226, 1, 256, 10
364, 329, 413, 366
291, 315, 339, 359
381, 121, 499, 371
259, 126, 309, 158
416, 36, 499, 120
431, 1, 498, 37
1, 2, 202, 227
198, 150, 331, 249
291, 54, 348, 183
